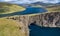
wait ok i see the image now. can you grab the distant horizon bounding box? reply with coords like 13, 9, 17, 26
0, 0, 60, 4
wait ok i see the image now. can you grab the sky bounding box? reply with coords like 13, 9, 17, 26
0, 0, 60, 4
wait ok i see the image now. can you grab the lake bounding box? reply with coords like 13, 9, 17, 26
0, 7, 47, 17
29, 24, 60, 36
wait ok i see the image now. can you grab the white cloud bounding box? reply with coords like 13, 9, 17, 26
4, 0, 12, 1
0, 0, 60, 4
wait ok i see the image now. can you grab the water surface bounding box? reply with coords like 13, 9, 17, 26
29, 24, 60, 36
0, 7, 47, 17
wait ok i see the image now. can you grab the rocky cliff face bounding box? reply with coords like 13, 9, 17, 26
7, 12, 60, 27
6, 12, 60, 36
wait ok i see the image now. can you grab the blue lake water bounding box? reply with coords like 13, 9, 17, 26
29, 24, 60, 36
0, 7, 47, 17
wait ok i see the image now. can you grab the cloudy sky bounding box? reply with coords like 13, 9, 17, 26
0, 0, 60, 4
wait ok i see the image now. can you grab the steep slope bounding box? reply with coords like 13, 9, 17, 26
0, 2, 25, 14
7, 12, 60, 27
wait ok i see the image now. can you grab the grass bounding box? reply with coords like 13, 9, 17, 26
46, 5, 60, 12
0, 2, 25, 14
0, 18, 25, 36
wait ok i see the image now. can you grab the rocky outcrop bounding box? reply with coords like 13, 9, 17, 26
7, 12, 60, 27
6, 12, 60, 36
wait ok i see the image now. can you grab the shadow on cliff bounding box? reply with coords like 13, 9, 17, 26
28, 22, 60, 36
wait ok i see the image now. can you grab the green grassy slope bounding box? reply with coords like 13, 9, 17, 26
46, 5, 60, 12
0, 2, 25, 14
0, 18, 25, 36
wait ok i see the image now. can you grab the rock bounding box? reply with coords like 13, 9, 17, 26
7, 12, 60, 27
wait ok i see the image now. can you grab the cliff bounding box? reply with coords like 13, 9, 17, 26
6, 12, 60, 27
5, 12, 60, 36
